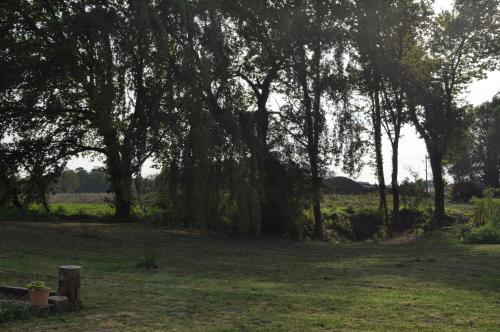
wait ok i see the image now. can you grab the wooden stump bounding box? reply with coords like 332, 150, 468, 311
57, 265, 81, 306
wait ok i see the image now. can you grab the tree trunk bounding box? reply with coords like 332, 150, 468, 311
256, 83, 271, 230
311, 159, 323, 241
12, 193, 23, 210
311, 5, 324, 241
391, 136, 400, 226
429, 153, 445, 223
40, 190, 50, 214
114, 174, 133, 220
373, 92, 389, 225
58, 265, 81, 306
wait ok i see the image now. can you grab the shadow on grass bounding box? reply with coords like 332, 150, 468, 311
0, 221, 499, 330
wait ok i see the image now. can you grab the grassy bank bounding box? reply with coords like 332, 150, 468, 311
1, 221, 499, 331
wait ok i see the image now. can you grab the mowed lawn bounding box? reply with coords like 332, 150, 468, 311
1, 221, 499, 331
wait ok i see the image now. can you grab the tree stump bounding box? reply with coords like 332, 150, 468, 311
57, 265, 81, 306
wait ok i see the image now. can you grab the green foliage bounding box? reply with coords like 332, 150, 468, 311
459, 196, 500, 243
471, 195, 500, 226
25, 281, 48, 291
400, 178, 427, 210
452, 181, 485, 203
53, 168, 109, 194
450, 95, 500, 186
326, 208, 383, 242
1, 0, 498, 234
463, 223, 500, 244
390, 208, 429, 234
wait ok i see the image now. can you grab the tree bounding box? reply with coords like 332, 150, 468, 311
404, 0, 500, 222
476, 96, 500, 187
155, 0, 265, 233
222, 0, 292, 232
449, 94, 500, 186
3, 1, 172, 219
0, 118, 78, 212
56, 169, 80, 194
353, 0, 431, 227
281, 0, 351, 240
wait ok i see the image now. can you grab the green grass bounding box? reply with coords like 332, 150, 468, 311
0, 203, 161, 221
322, 193, 479, 216
1, 221, 499, 331
50, 203, 115, 217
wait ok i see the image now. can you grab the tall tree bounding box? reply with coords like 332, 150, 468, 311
449, 95, 500, 186
282, 0, 351, 240
353, 0, 431, 227
222, 0, 291, 232
404, 0, 500, 222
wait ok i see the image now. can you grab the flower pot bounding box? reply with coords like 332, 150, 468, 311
29, 288, 50, 307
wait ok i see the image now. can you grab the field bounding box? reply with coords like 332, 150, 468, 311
0, 192, 476, 223
322, 193, 476, 216
0, 193, 159, 221
1, 220, 500, 331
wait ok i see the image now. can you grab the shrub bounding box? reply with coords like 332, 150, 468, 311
325, 211, 352, 240
400, 178, 427, 210
349, 210, 383, 241
390, 208, 428, 234
25, 281, 48, 290
328, 209, 383, 241
463, 224, 500, 244
288, 209, 313, 240
459, 196, 500, 244
0, 302, 37, 324
452, 181, 484, 203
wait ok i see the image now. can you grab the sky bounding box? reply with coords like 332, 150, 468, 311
67, 0, 500, 183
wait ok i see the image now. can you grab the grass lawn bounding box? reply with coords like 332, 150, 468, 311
1, 221, 499, 331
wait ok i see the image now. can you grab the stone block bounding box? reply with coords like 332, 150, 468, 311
48, 295, 71, 312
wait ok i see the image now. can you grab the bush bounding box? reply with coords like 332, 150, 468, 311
349, 210, 383, 241
400, 179, 427, 209
0, 302, 36, 324
463, 224, 500, 244
325, 211, 351, 240
452, 181, 484, 203
458, 196, 500, 244
328, 209, 383, 241
390, 208, 428, 234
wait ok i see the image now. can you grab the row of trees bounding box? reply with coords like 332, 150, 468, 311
54, 167, 161, 195
1, 0, 499, 238
55, 168, 109, 194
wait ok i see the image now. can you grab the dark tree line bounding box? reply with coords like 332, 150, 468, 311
1, 0, 499, 236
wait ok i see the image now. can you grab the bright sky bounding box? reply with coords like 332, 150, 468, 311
68, 0, 500, 183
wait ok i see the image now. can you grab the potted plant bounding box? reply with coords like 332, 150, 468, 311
26, 281, 50, 307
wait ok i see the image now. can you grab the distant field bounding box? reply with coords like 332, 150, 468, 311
1, 221, 499, 331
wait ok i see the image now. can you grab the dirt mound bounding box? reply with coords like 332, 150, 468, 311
322, 177, 370, 195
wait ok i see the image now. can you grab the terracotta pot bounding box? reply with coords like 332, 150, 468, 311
29, 289, 50, 307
